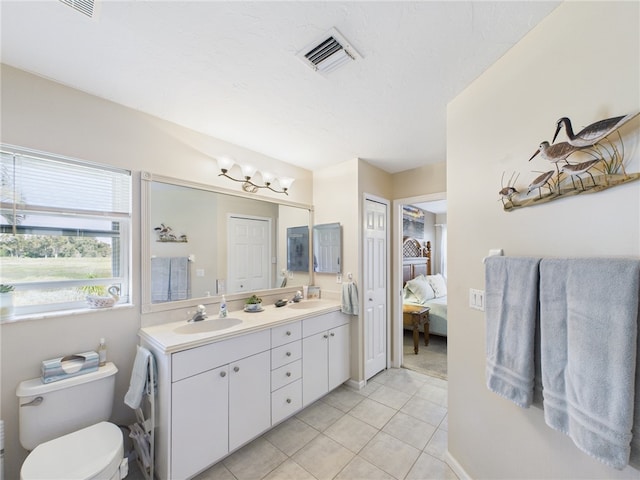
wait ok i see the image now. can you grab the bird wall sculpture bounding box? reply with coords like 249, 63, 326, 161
500, 110, 639, 211
552, 112, 639, 147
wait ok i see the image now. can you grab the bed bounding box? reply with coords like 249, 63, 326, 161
402, 237, 448, 337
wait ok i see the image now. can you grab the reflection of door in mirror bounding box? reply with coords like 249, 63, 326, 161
313, 223, 341, 273
227, 215, 272, 294
287, 226, 309, 272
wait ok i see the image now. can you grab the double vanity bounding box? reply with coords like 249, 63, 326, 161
140, 299, 351, 480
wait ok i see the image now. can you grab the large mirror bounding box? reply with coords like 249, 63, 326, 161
313, 222, 342, 274
141, 173, 312, 313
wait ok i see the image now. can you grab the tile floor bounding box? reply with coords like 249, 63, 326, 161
190, 368, 457, 480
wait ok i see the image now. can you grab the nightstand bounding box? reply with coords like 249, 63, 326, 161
402, 305, 430, 354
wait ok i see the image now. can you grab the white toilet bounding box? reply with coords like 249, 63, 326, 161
16, 362, 128, 480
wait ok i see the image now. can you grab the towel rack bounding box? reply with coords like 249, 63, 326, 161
130, 354, 155, 480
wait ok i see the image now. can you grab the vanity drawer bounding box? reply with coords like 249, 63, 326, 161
302, 311, 349, 338
271, 359, 302, 391
271, 379, 302, 425
172, 329, 270, 382
271, 321, 301, 348
271, 340, 301, 370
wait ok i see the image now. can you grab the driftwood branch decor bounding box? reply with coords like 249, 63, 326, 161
501, 112, 639, 211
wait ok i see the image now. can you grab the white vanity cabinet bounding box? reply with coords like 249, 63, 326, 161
302, 311, 350, 406
142, 306, 351, 480
169, 330, 271, 480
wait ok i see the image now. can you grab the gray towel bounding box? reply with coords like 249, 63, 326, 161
341, 282, 359, 315
540, 258, 640, 470
151, 257, 170, 302
169, 256, 190, 300
485, 256, 540, 408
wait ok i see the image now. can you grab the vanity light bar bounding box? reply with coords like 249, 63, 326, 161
217, 157, 293, 195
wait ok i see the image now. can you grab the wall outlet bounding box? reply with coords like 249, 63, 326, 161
469, 288, 485, 311
196, 268, 205, 277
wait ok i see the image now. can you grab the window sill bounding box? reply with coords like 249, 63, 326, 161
1, 303, 135, 324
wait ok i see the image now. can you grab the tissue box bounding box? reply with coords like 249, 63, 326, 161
41, 351, 99, 384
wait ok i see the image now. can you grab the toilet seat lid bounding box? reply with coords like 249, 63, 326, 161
21, 422, 123, 480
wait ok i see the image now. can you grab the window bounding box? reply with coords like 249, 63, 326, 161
0, 145, 131, 318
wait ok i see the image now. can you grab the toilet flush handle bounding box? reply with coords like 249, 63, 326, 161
21, 396, 43, 407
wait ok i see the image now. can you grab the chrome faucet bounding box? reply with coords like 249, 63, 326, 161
292, 291, 303, 302
188, 304, 207, 322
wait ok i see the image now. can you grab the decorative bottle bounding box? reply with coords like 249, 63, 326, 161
98, 338, 107, 367
219, 295, 228, 318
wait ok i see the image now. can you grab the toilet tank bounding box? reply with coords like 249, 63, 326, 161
16, 362, 118, 451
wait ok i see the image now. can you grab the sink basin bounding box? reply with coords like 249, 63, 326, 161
287, 300, 334, 310
174, 318, 243, 334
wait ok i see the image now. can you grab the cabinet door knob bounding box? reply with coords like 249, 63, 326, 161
220, 371, 226, 377
286, 398, 292, 404
286, 351, 292, 357
323, 334, 328, 339
330, 332, 335, 337
286, 331, 291, 336
286, 371, 291, 377
233, 366, 240, 372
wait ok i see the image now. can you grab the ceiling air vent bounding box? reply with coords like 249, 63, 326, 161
297, 27, 361, 75
59, 0, 95, 18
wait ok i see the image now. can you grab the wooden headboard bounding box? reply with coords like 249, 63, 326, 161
403, 237, 431, 285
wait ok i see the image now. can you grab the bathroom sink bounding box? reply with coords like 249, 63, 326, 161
174, 318, 243, 334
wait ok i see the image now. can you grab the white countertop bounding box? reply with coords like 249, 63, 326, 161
139, 299, 342, 353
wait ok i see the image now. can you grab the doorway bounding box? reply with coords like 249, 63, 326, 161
392, 192, 447, 376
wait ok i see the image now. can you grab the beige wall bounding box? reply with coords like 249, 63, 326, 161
447, 2, 639, 479
392, 162, 446, 199
0, 65, 312, 479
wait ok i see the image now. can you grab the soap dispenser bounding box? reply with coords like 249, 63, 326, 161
219, 295, 228, 318
97, 338, 107, 367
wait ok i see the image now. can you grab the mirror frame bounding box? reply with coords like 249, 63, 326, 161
141, 171, 314, 314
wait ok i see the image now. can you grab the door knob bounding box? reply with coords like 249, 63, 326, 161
220, 371, 226, 378
286, 351, 291, 357
233, 366, 240, 372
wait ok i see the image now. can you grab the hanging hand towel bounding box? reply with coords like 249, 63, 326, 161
540, 258, 640, 470
124, 346, 155, 410
169, 256, 189, 300
485, 256, 541, 408
341, 282, 359, 315
150, 257, 170, 302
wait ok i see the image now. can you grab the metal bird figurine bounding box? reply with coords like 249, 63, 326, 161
529, 141, 584, 175
560, 159, 601, 190
527, 170, 555, 199
552, 112, 640, 147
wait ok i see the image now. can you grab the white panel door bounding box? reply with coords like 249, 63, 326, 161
328, 324, 350, 390
364, 198, 388, 380
227, 216, 271, 293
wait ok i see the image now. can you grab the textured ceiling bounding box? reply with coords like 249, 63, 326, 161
0, 1, 559, 173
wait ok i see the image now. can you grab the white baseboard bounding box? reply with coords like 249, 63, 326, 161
345, 378, 365, 390
445, 450, 471, 480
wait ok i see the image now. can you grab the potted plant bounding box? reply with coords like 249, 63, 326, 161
244, 294, 263, 312
0, 284, 15, 318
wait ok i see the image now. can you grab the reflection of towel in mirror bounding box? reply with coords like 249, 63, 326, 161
341, 282, 359, 315
125, 346, 156, 410
540, 258, 640, 470
169, 256, 189, 300
151, 257, 170, 302
485, 256, 540, 408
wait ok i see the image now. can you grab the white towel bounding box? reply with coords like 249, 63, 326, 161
485, 256, 540, 408
341, 282, 359, 315
124, 346, 155, 410
540, 258, 640, 469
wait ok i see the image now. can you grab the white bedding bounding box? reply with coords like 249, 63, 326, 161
403, 275, 448, 337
